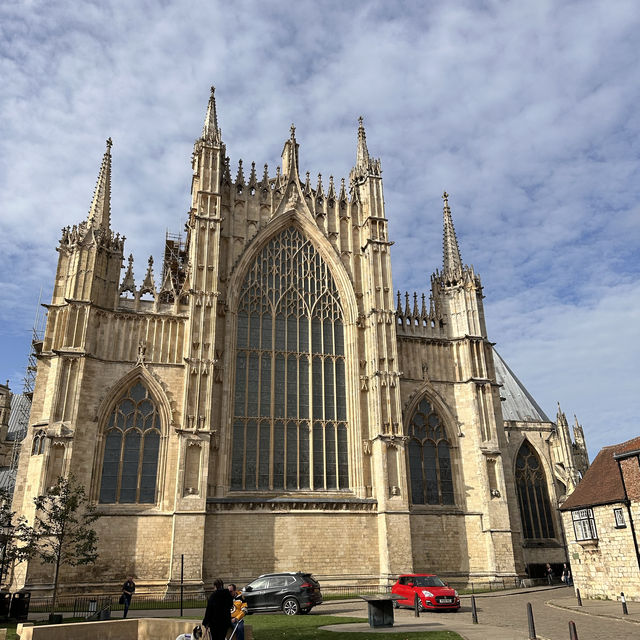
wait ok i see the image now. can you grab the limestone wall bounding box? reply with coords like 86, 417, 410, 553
202, 510, 380, 584
563, 503, 640, 601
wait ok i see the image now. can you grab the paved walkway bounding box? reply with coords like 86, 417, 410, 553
318, 585, 640, 638
24, 585, 640, 639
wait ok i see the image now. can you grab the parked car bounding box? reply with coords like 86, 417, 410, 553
242, 571, 322, 615
391, 574, 460, 611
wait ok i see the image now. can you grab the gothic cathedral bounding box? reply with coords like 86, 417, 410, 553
12, 88, 589, 593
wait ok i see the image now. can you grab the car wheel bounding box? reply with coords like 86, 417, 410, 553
282, 597, 300, 616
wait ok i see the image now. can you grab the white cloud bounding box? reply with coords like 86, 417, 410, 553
1, 0, 639, 458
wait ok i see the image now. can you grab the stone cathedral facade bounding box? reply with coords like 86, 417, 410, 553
12, 88, 589, 595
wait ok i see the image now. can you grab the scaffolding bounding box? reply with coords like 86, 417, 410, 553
160, 231, 188, 302
6, 301, 46, 489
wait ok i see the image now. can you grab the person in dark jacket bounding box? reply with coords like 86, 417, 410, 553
202, 578, 233, 640
121, 575, 136, 618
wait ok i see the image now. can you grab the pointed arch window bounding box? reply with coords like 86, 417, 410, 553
99, 381, 161, 504
407, 398, 454, 505
515, 441, 555, 539
231, 226, 349, 491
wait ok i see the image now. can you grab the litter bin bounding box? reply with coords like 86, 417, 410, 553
0, 592, 11, 619
10, 591, 30, 621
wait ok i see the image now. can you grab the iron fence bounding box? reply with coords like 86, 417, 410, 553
26, 577, 528, 616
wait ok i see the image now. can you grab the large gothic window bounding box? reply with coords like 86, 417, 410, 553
231, 226, 349, 491
407, 398, 454, 505
99, 381, 161, 504
515, 441, 555, 538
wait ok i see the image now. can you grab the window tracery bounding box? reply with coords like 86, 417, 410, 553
231, 226, 349, 491
99, 381, 161, 504
515, 441, 555, 539
31, 430, 46, 456
407, 398, 454, 505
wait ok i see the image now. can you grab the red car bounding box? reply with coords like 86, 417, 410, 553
391, 574, 460, 611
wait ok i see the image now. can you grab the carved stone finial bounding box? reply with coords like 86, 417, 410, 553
442, 191, 449, 201
290, 123, 296, 138
106, 137, 113, 149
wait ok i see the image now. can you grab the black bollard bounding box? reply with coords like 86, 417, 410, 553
414, 593, 420, 618
576, 588, 582, 606
621, 592, 628, 615
471, 595, 478, 624
569, 620, 579, 640
527, 602, 536, 640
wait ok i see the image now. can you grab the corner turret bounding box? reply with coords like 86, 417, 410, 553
431, 193, 486, 338
52, 139, 124, 308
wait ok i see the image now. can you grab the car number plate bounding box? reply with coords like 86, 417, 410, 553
440, 598, 453, 603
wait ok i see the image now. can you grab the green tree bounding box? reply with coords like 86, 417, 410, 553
16, 476, 100, 614
0, 487, 23, 587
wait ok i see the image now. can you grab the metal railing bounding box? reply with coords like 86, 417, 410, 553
26, 577, 530, 615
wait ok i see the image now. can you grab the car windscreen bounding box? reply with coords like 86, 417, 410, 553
413, 577, 445, 587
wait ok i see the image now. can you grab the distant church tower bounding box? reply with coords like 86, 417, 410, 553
11, 88, 588, 593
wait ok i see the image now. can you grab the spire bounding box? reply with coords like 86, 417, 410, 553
248, 161, 258, 192
281, 123, 299, 178
140, 256, 156, 297
87, 138, 112, 231
350, 116, 381, 185
119, 254, 136, 295
201, 86, 221, 144
442, 191, 463, 275
556, 402, 569, 427
355, 116, 370, 172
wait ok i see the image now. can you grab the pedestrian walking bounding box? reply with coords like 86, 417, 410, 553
202, 578, 233, 640
545, 563, 553, 585
120, 575, 136, 618
561, 563, 572, 586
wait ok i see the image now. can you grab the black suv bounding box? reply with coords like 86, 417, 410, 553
242, 572, 322, 615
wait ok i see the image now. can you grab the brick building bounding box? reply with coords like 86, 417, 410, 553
560, 436, 640, 600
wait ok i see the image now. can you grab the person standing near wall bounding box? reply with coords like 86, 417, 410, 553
121, 575, 136, 618
545, 563, 553, 585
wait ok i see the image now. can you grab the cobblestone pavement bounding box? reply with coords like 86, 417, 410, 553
320, 586, 640, 639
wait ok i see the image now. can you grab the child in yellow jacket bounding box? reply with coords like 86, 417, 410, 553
228, 584, 247, 640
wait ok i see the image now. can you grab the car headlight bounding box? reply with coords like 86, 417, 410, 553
454, 591, 459, 597
421, 590, 434, 598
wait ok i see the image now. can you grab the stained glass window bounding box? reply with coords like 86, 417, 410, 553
99, 381, 161, 504
231, 227, 349, 491
407, 398, 454, 505
515, 441, 555, 538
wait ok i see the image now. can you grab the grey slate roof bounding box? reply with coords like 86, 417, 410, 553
492, 348, 551, 423
7, 393, 30, 441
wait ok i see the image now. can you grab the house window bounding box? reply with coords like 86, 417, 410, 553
407, 398, 454, 505
515, 441, 555, 538
230, 227, 349, 491
99, 381, 162, 504
572, 508, 598, 541
614, 507, 626, 529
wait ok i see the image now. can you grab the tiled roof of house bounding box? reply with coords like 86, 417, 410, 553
559, 435, 640, 511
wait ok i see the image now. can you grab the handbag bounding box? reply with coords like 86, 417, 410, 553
119, 594, 126, 605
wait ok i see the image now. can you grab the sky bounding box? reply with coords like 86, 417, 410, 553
1, 0, 639, 460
